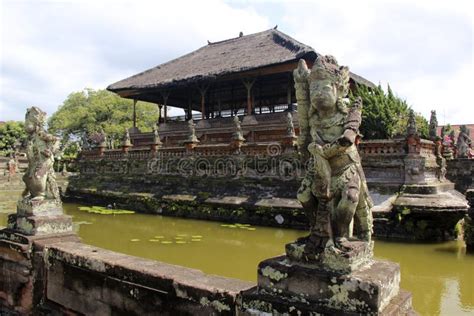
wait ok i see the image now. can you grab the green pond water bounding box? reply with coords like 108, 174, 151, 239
1, 203, 473, 315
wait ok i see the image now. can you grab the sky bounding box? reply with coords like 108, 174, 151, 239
0, 0, 472, 125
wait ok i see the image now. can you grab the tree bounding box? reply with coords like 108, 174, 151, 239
48, 89, 159, 155
350, 84, 428, 139
0, 121, 27, 156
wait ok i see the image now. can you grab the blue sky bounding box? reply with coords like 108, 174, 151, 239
1, 0, 472, 125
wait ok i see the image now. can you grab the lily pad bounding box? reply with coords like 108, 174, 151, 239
78, 205, 135, 215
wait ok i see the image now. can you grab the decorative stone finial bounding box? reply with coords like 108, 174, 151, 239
153, 126, 162, 146
122, 129, 132, 147
232, 116, 245, 142
286, 112, 295, 138
406, 109, 418, 137
429, 110, 438, 140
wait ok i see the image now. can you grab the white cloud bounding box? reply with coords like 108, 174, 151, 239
278, 0, 473, 124
0, 0, 270, 120
1, 0, 472, 125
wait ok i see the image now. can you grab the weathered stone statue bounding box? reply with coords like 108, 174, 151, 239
21, 107, 60, 202
7, 107, 73, 236
292, 56, 373, 258
429, 110, 438, 140
456, 125, 472, 158
240, 57, 415, 315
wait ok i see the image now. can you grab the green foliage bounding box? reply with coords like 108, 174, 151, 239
0, 121, 27, 156
48, 88, 159, 149
350, 84, 428, 139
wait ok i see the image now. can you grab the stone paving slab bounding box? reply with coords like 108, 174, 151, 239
394, 191, 468, 209
205, 196, 249, 206
255, 197, 302, 209
161, 194, 197, 202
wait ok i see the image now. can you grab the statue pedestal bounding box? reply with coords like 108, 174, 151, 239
7, 199, 73, 236
285, 239, 373, 274
0, 199, 79, 313
239, 241, 415, 315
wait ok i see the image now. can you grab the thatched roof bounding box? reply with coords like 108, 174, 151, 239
108, 29, 318, 92
108, 29, 375, 93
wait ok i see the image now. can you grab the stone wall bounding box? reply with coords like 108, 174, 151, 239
446, 158, 474, 193
0, 230, 254, 315
0, 230, 414, 315
42, 242, 254, 315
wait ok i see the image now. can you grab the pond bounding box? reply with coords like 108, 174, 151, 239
1, 203, 473, 315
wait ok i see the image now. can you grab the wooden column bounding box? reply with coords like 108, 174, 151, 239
198, 85, 209, 120
231, 84, 234, 117
243, 78, 256, 115
287, 75, 293, 111
157, 104, 163, 123
187, 89, 192, 120
160, 91, 169, 123
133, 99, 137, 128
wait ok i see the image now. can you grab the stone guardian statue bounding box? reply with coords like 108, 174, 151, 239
456, 125, 472, 158
291, 56, 373, 260
21, 107, 60, 202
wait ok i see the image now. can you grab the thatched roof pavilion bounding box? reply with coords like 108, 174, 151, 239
107, 28, 375, 123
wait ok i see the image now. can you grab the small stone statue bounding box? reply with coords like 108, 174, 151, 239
441, 126, 454, 159
429, 110, 438, 140
456, 125, 472, 158
232, 116, 245, 141
21, 107, 60, 202
153, 126, 162, 145
292, 56, 373, 259
7, 154, 17, 181
406, 109, 418, 137
286, 112, 296, 137
186, 119, 199, 143
122, 129, 132, 147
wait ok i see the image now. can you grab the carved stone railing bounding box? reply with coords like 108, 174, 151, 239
358, 139, 406, 156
